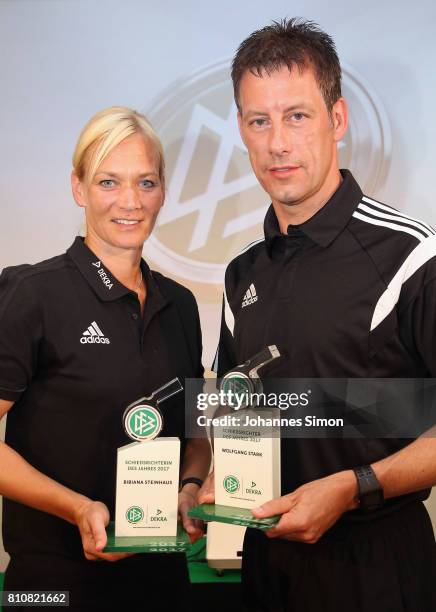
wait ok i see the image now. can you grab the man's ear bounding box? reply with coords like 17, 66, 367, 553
237, 110, 247, 147
332, 97, 348, 142
71, 170, 86, 208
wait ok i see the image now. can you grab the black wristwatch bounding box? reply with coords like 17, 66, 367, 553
179, 477, 203, 491
353, 465, 384, 511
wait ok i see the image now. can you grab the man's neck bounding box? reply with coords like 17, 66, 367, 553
273, 169, 342, 234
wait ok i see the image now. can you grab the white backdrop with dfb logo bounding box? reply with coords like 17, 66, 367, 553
0, 0, 435, 571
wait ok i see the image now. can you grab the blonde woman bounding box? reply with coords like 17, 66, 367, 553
0, 107, 210, 609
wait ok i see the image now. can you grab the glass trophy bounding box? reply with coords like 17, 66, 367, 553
104, 378, 191, 553
189, 346, 282, 530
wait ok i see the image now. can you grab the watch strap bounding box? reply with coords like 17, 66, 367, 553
180, 477, 203, 490
353, 465, 384, 511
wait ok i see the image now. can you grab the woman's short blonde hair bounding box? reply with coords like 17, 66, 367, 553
72, 106, 165, 184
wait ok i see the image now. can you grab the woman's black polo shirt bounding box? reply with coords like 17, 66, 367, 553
0, 237, 203, 557
214, 170, 436, 516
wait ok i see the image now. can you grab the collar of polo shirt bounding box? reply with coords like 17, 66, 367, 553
264, 169, 364, 255
67, 236, 158, 303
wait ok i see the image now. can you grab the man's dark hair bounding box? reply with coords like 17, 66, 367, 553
231, 18, 342, 114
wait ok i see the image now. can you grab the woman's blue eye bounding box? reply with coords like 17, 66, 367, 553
99, 180, 114, 187
140, 180, 154, 188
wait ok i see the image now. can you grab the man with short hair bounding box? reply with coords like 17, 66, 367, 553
199, 18, 436, 611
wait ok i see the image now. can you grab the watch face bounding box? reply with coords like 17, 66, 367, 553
219, 372, 256, 409
123, 403, 163, 441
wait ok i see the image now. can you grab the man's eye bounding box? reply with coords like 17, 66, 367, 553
292, 113, 305, 121
250, 118, 267, 127
99, 179, 115, 187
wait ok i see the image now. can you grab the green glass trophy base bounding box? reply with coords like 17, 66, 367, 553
104, 522, 191, 553
188, 503, 280, 530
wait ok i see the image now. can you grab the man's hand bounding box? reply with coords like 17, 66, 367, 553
178, 485, 204, 543
252, 470, 358, 543
197, 470, 215, 504
74, 499, 134, 561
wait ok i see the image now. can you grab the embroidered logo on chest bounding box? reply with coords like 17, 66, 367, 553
80, 321, 110, 344
242, 283, 258, 308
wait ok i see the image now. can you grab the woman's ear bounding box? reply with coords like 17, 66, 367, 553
71, 170, 86, 208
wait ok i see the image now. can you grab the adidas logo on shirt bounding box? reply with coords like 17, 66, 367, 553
80, 321, 110, 344
242, 283, 258, 308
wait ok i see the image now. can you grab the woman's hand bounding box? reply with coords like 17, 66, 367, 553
74, 499, 135, 561
178, 484, 204, 544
